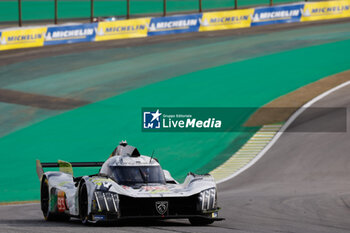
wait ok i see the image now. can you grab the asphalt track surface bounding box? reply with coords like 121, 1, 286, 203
1, 69, 350, 233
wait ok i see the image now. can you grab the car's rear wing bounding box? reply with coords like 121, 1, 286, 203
36, 160, 104, 180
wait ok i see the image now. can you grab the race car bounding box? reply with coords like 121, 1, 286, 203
36, 141, 223, 225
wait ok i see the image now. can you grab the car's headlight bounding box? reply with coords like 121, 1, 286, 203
198, 188, 217, 211
92, 191, 119, 213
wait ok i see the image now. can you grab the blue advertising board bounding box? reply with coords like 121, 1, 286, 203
148, 14, 202, 36
44, 23, 98, 45
251, 4, 304, 26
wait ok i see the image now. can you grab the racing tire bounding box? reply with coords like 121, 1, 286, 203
41, 176, 55, 221
79, 182, 89, 225
188, 217, 214, 226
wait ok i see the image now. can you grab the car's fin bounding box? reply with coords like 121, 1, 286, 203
36, 160, 44, 181
58, 160, 73, 176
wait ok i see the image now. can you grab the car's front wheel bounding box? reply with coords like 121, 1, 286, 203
189, 217, 214, 225
79, 182, 89, 224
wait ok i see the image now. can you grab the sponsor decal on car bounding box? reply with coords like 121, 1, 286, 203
57, 181, 73, 187
96, 181, 112, 191
89, 177, 110, 185
93, 215, 106, 221
57, 190, 67, 212
139, 186, 169, 194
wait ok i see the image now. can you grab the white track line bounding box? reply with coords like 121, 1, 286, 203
217, 80, 350, 184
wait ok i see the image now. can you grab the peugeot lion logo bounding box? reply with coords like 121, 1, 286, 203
155, 201, 168, 215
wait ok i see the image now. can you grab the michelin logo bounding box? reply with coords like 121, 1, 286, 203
0, 33, 6, 45
3, 33, 43, 44
200, 15, 250, 26
303, 5, 350, 16
148, 14, 201, 35
45, 28, 94, 40
210, 15, 249, 23
252, 9, 301, 21
98, 25, 146, 36
143, 109, 162, 129
149, 19, 198, 31
302, 8, 311, 17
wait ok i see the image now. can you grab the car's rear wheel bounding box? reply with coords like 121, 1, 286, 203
41, 176, 54, 221
189, 217, 214, 225
79, 182, 89, 224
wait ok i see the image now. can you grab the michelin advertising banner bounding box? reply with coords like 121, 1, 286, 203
251, 4, 304, 26
95, 18, 150, 41
44, 23, 98, 46
199, 9, 254, 31
2, 1, 350, 51
0, 27, 46, 50
148, 14, 202, 36
301, 0, 350, 21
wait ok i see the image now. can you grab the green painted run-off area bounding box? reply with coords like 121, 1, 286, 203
0, 22, 350, 202
0, 0, 304, 22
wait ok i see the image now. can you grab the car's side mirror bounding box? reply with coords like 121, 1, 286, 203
163, 170, 178, 184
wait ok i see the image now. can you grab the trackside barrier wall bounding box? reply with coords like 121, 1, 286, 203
0, 0, 350, 51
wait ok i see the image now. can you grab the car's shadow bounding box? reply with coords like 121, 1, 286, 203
0, 218, 192, 228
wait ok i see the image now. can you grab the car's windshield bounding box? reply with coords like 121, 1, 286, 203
111, 166, 166, 186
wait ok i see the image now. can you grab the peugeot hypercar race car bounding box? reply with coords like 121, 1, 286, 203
36, 141, 223, 225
